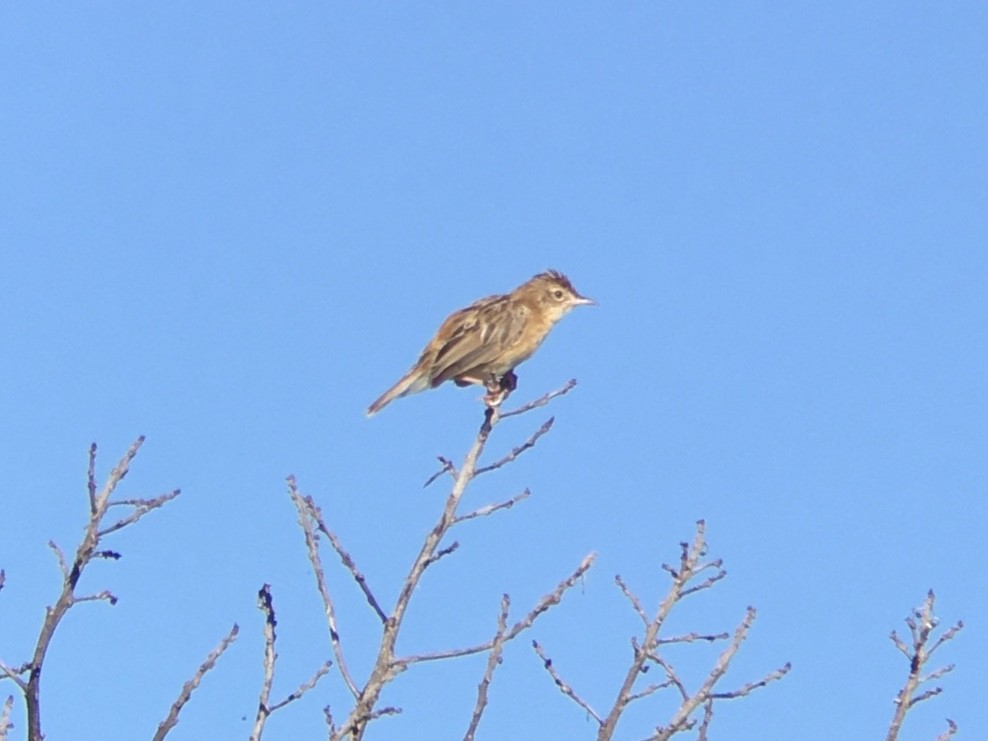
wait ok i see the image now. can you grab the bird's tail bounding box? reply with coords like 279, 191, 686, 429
366, 369, 431, 416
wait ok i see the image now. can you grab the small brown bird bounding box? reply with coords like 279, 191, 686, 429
367, 270, 595, 416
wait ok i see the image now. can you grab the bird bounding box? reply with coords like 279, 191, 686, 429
367, 270, 595, 416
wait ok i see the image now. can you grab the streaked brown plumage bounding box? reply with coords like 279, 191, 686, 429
367, 270, 595, 416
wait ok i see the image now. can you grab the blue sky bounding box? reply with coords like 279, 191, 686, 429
2, 4, 986, 739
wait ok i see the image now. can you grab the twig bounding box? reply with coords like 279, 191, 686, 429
501, 379, 578, 418
474, 418, 554, 475
0, 661, 25, 693
288, 479, 361, 700
696, 699, 714, 741
269, 661, 333, 714
656, 631, 729, 646
398, 553, 596, 665
87, 443, 98, 515
454, 490, 531, 525
532, 640, 603, 724
301, 492, 388, 625
47, 541, 68, 578
625, 681, 673, 705
709, 660, 792, 699
615, 575, 649, 627
463, 595, 511, 741
152, 624, 239, 741
323, 705, 336, 738
935, 719, 958, 741
0, 695, 13, 741
423, 456, 458, 488
98, 490, 181, 537
251, 584, 279, 741
653, 656, 689, 702
247, 584, 330, 739
423, 541, 460, 569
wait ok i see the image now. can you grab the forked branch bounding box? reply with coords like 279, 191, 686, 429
534, 521, 790, 740
886, 590, 962, 741
292, 381, 587, 740
0, 438, 180, 741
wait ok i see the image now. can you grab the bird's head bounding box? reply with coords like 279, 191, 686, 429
520, 270, 597, 322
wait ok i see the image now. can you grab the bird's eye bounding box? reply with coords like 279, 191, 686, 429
552, 289, 565, 300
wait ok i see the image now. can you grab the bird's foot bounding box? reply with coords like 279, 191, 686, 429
482, 370, 517, 409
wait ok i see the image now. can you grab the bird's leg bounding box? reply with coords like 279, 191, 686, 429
482, 370, 517, 410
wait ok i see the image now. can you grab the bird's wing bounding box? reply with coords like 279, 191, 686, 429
429, 296, 529, 386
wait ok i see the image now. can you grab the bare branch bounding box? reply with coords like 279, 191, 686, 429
908, 687, 943, 706
599, 522, 714, 737
334, 387, 577, 738
87, 443, 98, 515
423, 456, 457, 488
501, 378, 578, 418
474, 417, 554, 476
656, 631, 729, 646
21, 437, 176, 741
930, 621, 964, 655
654, 608, 790, 740
98, 490, 181, 537
94, 435, 145, 509
247, 583, 330, 738
463, 595, 511, 741
0, 660, 26, 692
288, 479, 361, 700
323, 705, 336, 738
251, 584, 279, 741
886, 591, 962, 741
153, 624, 239, 741
521, 522, 788, 740
269, 661, 333, 714
73, 590, 118, 606
400, 552, 596, 665
625, 681, 674, 705
889, 630, 911, 659
0, 695, 13, 741
454, 489, 530, 525
921, 664, 956, 684
653, 656, 690, 702
936, 719, 958, 741
709, 661, 792, 699
47, 541, 69, 579
423, 541, 460, 569
615, 575, 649, 627
299, 491, 388, 625
696, 699, 714, 741
533, 640, 603, 724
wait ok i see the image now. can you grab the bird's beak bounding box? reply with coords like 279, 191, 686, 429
573, 294, 598, 307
